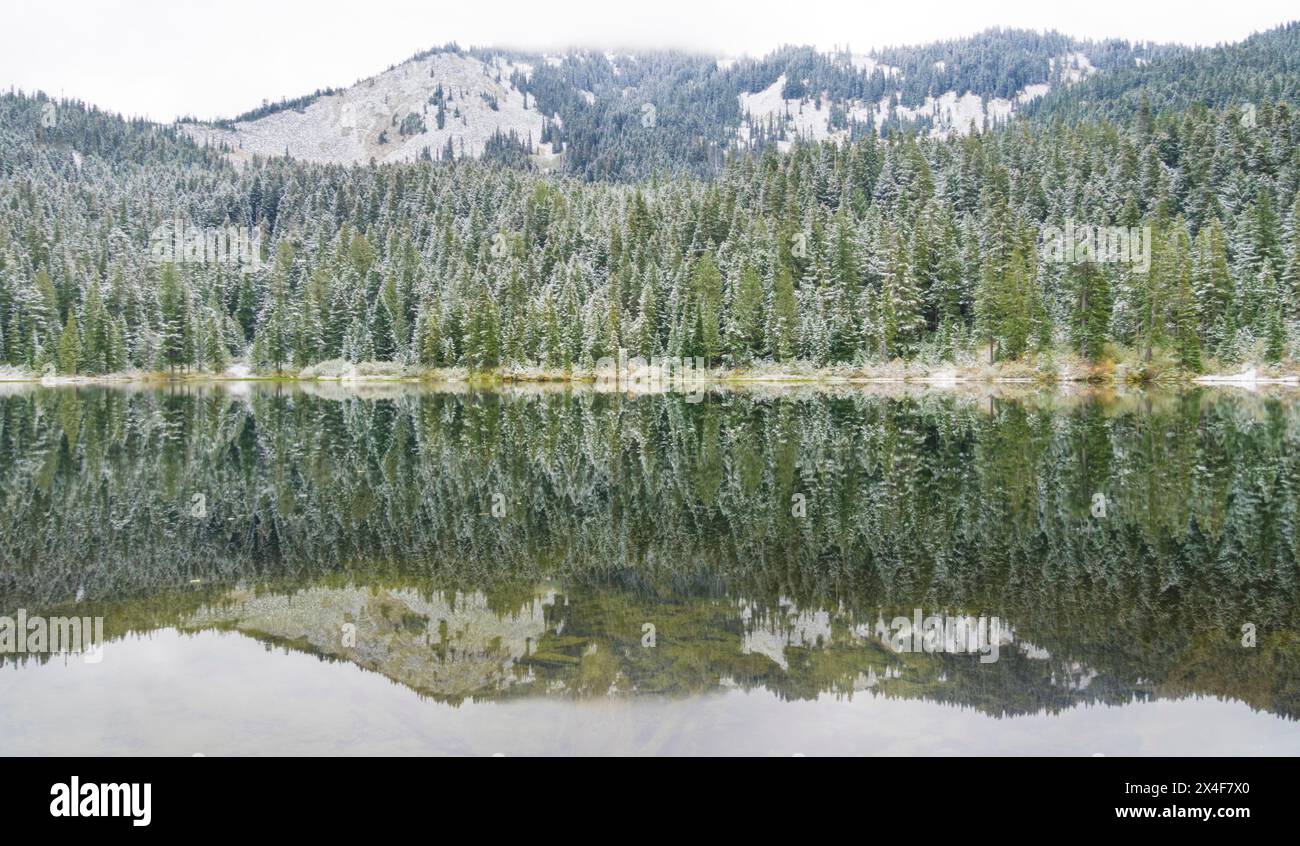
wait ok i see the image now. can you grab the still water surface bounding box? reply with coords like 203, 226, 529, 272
1, 382, 1296, 755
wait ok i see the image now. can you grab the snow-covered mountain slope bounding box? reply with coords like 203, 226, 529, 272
737, 50, 1095, 148
178, 31, 1156, 173
184, 51, 553, 165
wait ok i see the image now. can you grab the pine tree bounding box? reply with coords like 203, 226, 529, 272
883, 227, 924, 357
1265, 301, 1286, 364
158, 263, 187, 372
541, 291, 563, 368
106, 317, 128, 373
81, 282, 107, 374
691, 253, 723, 365
730, 264, 764, 361
1284, 225, 1300, 321
370, 298, 397, 361
1167, 225, 1201, 372
379, 271, 408, 357
973, 257, 1002, 363
636, 269, 660, 359
1068, 262, 1110, 360
998, 246, 1031, 359
768, 265, 798, 362
32, 268, 58, 346
56, 311, 81, 375
256, 241, 296, 372
235, 274, 258, 343
1193, 219, 1234, 350
204, 309, 228, 373
464, 284, 500, 370
417, 304, 443, 367
1252, 258, 1279, 338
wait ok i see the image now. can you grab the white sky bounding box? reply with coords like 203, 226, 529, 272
2, 0, 1296, 122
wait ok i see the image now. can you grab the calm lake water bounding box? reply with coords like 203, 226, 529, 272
0, 381, 1297, 755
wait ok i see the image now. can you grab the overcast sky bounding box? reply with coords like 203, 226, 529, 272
3, 0, 1296, 122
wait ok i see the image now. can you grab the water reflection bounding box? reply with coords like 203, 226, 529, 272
0, 382, 1297, 753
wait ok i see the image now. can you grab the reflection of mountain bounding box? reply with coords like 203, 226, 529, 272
1, 384, 1297, 718
188, 586, 557, 703
25, 578, 1293, 719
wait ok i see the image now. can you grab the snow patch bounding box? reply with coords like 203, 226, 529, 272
738, 74, 843, 149
184, 51, 548, 166
1017, 82, 1051, 104
1053, 52, 1096, 85
869, 78, 1053, 138
740, 599, 833, 671
847, 54, 901, 78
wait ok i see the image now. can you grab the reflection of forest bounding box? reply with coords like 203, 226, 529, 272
0, 384, 1296, 717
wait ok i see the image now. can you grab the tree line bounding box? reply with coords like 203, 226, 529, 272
0, 90, 1298, 375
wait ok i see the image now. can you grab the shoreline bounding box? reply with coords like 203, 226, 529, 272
4, 365, 1299, 389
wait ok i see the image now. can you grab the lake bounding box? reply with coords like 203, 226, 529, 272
0, 381, 1296, 755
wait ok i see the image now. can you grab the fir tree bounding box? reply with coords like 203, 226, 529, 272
56, 311, 81, 375
730, 264, 764, 361
1068, 262, 1110, 360
691, 253, 723, 365
769, 265, 798, 362
158, 263, 187, 372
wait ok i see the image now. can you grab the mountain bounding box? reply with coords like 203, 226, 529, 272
183, 47, 556, 169
179, 30, 1183, 179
